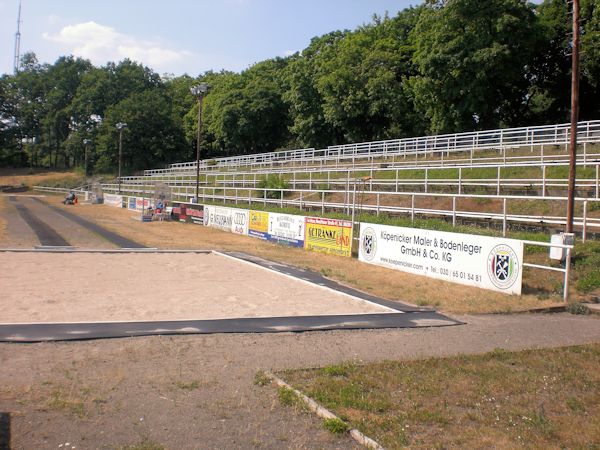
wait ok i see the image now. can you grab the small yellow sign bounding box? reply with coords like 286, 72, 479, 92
249, 210, 270, 238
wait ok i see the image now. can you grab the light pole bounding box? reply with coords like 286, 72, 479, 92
116, 122, 127, 194
190, 82, 210, 202
83, 139, 92, 178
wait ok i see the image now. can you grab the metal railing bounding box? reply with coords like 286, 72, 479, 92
144, 120, 600, 175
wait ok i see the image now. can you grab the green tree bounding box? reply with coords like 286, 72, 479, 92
411, 0, 538, 133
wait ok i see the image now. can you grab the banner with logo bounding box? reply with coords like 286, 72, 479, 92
128, 197, 137, 211
104, 193, 123, 208
135, 198, 151, 211
305, 217, 353, 257
204, 206, 233, 232
267, 213, 305, 247
172, 203, 204, 224
249, 210, 270, 239
358, 223, 523, 295
231, 209, 249, 235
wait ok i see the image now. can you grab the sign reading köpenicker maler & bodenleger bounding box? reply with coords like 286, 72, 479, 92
359, 223, 523, 295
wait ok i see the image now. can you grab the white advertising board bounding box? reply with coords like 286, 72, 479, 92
103, 193, 123, 207
203, 206, 233, 232
267, 213, 305, 247
231, 209, 249, 235
359, 223, 524, 295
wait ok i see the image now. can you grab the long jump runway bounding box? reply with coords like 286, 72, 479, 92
0, 250, 461, 342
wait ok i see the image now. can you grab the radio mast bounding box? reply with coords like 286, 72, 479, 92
13, 0, 22, 73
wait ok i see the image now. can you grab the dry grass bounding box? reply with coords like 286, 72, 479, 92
280, 344, 600, 450
0, 168, 81, 188
40, 195, 570, 315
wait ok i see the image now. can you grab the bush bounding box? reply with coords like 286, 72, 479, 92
566, 302, 590, 315
257, 174, 289, 199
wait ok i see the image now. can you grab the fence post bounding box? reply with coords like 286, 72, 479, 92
597, 165, 600, 199
458, 167, 462, 195
452, 197, 456, 227
281, 190, 284, 208
425, 168, 428, 193
564, 247, 571, 303
376, 193, 380, 217
395, 169, 399, 192
321, 191, 325, 214
497, 167, 501, 195
542, 165, 546, 197
503, 198, 507, 237
411, 194, 415, 223
583, 200, 588, 243
263, 190, 266, 207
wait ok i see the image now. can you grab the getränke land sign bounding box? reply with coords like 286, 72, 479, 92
359, 223, 523, 295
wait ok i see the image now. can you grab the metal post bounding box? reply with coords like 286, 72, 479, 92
566, 0, 580, 234
376, 193, 380, 217
191, 83, 210, 202
458, 167, 462, 195
596, 165, 599, 199
497, 167, 501, 195
583, 200, 588, 243
503, 198, 507, 237
395, 169, 399, 192
425, 168, 428, 193
564, 247, 572, 303
542, 165, 546, 197
351, 181, 357, 226
321, 191, 325, 214
452, 197, 456, 227
411, 194, 415, 223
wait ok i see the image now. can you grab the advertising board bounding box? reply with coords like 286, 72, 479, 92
358, 223, 524, 295
305, 217, 353, 257
249, 211, 269, 239
128, 197, 137, 211
171, 203, 204, 224
204, 206, 233, 232
135, 198, 151, 211
231, 209, 249, 235
103, 193, 123, 208
267, 213, 305, 247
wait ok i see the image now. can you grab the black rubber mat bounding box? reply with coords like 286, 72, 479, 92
0, 311, 462, 342
8, 197, 70, 246
31, 198, 146, 249
222, 251, 429, 313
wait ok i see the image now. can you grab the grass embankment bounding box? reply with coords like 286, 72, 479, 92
0, 168, 85, 190
279, 344, 600, 449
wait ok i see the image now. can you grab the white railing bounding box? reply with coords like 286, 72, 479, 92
144, 120, 600, 175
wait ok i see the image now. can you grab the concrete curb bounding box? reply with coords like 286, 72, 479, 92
265, 371, 385, 450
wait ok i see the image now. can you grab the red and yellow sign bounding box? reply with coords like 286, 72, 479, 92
305, 217, 353, 258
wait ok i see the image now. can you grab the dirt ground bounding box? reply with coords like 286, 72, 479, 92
1, 193, 599, 450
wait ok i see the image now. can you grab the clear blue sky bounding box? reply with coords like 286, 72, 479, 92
0, 0, 421, 76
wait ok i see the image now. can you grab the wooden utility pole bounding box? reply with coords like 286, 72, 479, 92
566, 0, 580, 233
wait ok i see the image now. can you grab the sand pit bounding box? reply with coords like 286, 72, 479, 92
0, 251, 394, 323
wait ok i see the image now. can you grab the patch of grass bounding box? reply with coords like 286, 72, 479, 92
278, 386, 300, 406
120, 441, 165, 450
174, 380, 200, 390
257, 174, 289, 199
280, 345, 600, 449
322, 363, 351, 377
323, 417, 349, 434
47, 389, 85, 418
566, 302, 590, 315
253, 370, 271, 387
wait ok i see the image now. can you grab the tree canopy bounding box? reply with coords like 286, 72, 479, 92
1, 0, 598, 173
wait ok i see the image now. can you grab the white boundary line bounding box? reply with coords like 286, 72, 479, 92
212, 251, 401, 314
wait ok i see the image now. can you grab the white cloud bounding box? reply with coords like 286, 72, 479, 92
43, 21, 192, 69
